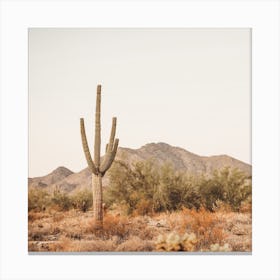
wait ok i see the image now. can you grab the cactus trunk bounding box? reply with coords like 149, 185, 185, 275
92, 174, 103, 228
80, 84, 119, 229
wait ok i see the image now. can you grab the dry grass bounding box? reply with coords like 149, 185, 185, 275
28, 208, 251, 252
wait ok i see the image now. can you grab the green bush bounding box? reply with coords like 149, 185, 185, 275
51, 189, 72, 211
156, 164, 201, 211
105, 160, 251, 214
199, 167, 252, 211
104, 161, 156, 214
71, 189, 93, 212
28, 187, 51, 211
105, 160, 202, 214
218, 167, 251, 211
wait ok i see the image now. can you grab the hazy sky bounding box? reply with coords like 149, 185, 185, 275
29, 28, 251, 177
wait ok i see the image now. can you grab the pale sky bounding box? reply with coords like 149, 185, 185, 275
29, 28, 251, 177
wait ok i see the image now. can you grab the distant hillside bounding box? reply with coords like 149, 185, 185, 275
28, 166, 73, 189
117, 143, 251, 175
28, 143, 251, 193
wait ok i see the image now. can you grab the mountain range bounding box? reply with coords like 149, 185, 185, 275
28, 142, 251, 193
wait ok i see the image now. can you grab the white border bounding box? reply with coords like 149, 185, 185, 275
0, 1, 279, 280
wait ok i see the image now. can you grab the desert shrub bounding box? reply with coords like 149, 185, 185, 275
85, 213, 130, 240
29, 187, 94, 212
51, 189, 72, 211
155, 165, 201, 212
166, 208, 227, 249
183, 207, 226, 249
101, 214, 130, 239
106, 160, 202, 214
216, 167, 251, 211
28, 188, 51, 211
212, 200, 233, 213
70, 238, 119, 252
199, 167, 252, 211
133, 198, 154, 216
104, 161, 138, 214
71, 189, 93, 212
198, 176, 224, 211
106, 160, 251, 214
116, 236, 153, 252
105, 160, 159, 214
28, 211, 50, 222
239, 200, 252, 213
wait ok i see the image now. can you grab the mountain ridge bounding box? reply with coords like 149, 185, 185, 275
28, 166, 74, 189
28, 142, 251, 193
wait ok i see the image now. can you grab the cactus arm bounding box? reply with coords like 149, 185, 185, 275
100, 117, 117, 172
80, 118, 98, 175
100, 138, 119, 175
94, 85, 101, 168
108, 117, 117, 151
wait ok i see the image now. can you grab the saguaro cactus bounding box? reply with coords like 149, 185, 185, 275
80, 85, 119, 229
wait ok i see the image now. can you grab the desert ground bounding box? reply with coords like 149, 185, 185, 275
28, 154, 252, 253
28, 206, 251, 253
